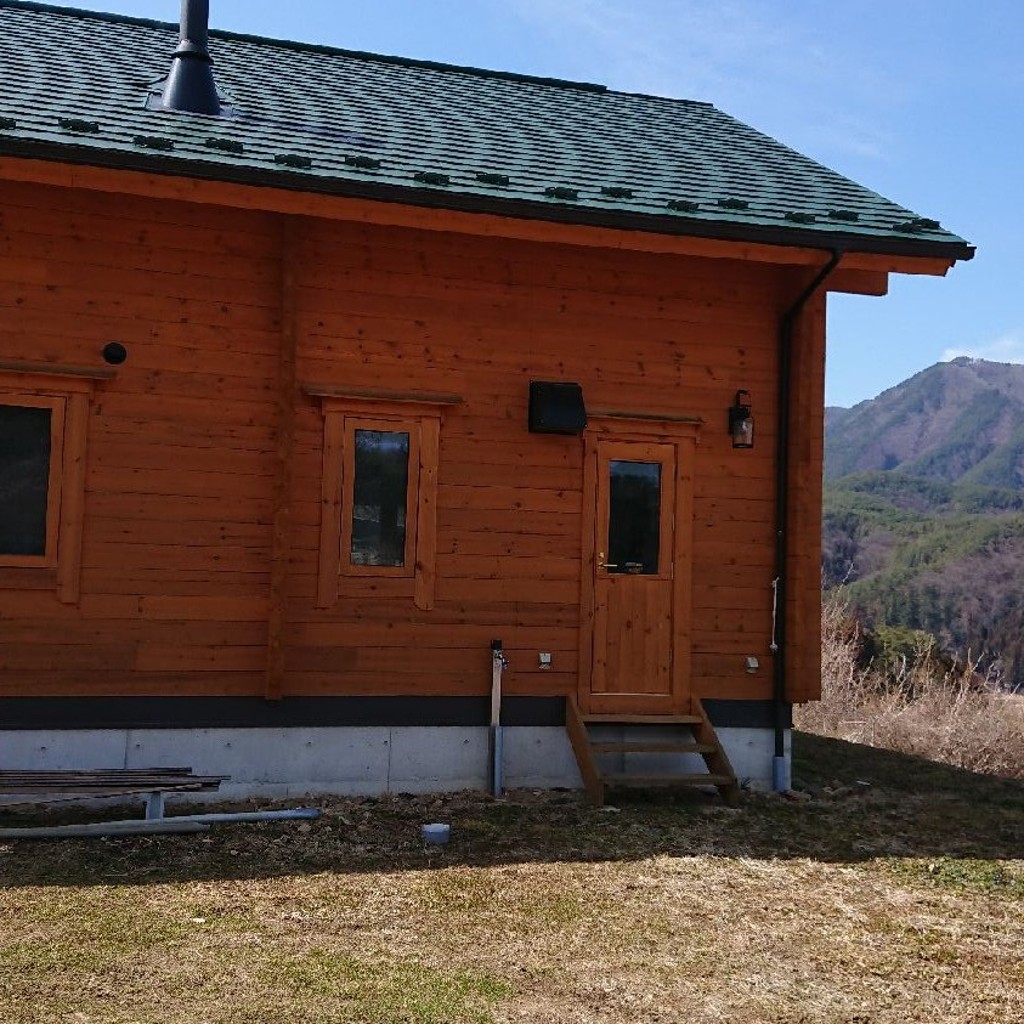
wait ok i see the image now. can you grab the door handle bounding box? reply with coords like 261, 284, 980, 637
599, 562, 618, 569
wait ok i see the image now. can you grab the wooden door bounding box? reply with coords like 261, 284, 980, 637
586, 439, 680, 714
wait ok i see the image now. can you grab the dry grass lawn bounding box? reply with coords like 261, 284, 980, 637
1, 733, 1022, 1024
796, 594, 1024, 780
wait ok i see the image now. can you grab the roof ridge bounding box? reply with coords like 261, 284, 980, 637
613, 91, 714, 108
0, 0, 610, 94
0, 0, 174, 33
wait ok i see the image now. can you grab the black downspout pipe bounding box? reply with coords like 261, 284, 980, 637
772, 248, 843, 791
161, 0, 221, 116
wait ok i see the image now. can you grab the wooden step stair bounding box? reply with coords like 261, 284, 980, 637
580, 714, 702, 724
589, 741, 717, 755
565, 697, 740, 806
602, 772, 735, 788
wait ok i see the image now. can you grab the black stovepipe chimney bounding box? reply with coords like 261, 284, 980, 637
160, 0, 220, 115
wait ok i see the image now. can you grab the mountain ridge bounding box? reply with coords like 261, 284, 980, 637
823, 357, 1024, 688
825, 357, 1024, 486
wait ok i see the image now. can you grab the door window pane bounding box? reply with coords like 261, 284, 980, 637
0, 404, 52, 557
607, 460, 661, 574
350, 429, 410, 567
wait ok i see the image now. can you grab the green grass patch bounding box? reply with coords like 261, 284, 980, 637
882, 856, 1024, 898
264, 949, 511, 1024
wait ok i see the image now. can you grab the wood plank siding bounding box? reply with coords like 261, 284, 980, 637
0, 178, 824, 705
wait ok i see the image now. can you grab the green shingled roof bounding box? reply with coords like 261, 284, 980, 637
0, 1, 973, 262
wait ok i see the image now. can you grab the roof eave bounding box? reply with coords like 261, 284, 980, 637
0, 139, 976, 264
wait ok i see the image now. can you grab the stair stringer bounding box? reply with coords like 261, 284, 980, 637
564, 697, 740, 806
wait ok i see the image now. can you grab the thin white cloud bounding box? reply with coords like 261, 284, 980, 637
809, 113, 893, 162
506, 0, 899, 161
942, 331, 1024, 364
508, 0, 793, 97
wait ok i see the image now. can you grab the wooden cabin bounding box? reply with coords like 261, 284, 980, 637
0, 1, 972, 798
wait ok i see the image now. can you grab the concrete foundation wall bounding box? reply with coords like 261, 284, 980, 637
0, 725, 788, 800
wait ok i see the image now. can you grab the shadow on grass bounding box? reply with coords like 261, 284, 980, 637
1, 731, 1021, 889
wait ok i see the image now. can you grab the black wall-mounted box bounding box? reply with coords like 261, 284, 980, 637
528, 381, 587, 435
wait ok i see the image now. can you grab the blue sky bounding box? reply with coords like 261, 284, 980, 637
52, 1, 1024, 407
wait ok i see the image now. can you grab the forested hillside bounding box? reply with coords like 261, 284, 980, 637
823, 358, 1024, 688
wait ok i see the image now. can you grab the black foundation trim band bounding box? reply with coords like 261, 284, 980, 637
0, 695, 787, 731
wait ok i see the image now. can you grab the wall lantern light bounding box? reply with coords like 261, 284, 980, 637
729, 390, 754, 448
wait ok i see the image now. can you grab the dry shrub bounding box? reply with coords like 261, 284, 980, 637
795, 592, 1024, 779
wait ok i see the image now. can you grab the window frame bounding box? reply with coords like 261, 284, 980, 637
0, 392, 66, 569
341, 415, 422, 579
0, 363, 115, 603
308, 387, 460, 612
